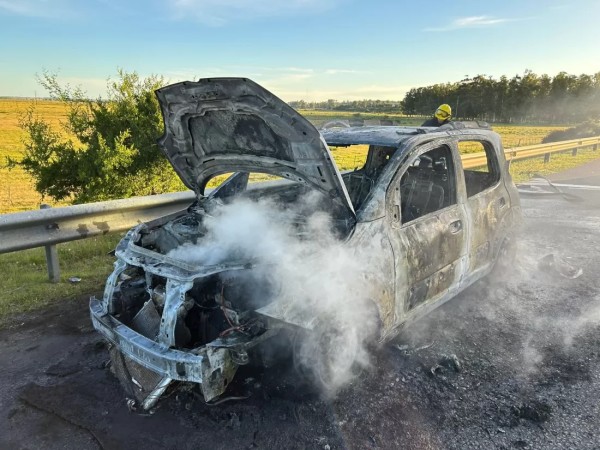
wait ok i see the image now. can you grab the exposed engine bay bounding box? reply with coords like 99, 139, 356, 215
91, 176, 355, 409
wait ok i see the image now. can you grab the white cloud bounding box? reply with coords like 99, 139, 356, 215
0, 0, 39, 15
0, 0, 77, 17
325, 69, 363, 75
424, 15, 514, 32
284, 67, 315, 74
168, 0, 340, 25
455, 16, 507, 27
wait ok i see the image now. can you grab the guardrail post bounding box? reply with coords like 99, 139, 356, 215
544, 153, 551, 163
40, 204, 60, 283
593, 144, 598, 152
572, 142, 581, 156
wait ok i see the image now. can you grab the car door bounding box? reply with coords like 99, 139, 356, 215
454, 138, 509, 275
387, 141, 469, 319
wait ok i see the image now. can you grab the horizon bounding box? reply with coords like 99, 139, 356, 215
1, 1, 599, 101
2, 67, 599, 105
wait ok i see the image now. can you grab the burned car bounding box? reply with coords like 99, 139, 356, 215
90, 78, 521, 409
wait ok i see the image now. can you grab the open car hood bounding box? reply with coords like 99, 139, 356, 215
156, 78, 355, 216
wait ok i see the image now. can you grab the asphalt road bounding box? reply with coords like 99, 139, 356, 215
2, 161, 600, 449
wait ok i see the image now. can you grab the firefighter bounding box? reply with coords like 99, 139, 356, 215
421, 104, 452, 127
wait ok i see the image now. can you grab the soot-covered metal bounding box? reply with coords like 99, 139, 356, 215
90, 78, 521, 409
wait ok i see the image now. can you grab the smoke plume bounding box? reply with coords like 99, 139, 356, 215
476, 239, 600, 377
167, 193, 381, 395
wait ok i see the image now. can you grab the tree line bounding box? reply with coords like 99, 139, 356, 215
401, 71, 600, 123
288, 99, 401, 113
290, 71, 600, 124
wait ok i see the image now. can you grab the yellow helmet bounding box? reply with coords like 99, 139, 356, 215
434, 104, 452, 122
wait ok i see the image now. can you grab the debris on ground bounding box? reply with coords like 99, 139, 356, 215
518, 176, 584, 202
126, 398, 137, 412
204, 394, 251, 406
430, 354, 461, 375
538, 254, 583, 279
512, 401, 552, 424
395, 341, 435, 354
68, 276, 81, 284
227, 412, 241, 429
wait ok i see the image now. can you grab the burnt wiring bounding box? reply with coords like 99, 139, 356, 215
218, 283, 252, 337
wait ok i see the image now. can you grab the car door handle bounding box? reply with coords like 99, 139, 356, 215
448, 220, 463, 234
499, 197, 507, 208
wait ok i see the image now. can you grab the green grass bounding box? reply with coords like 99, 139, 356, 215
493, 124, 567, 148
0, 233, 122, 326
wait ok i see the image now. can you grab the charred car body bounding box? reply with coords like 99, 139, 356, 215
90, 78, 521, 409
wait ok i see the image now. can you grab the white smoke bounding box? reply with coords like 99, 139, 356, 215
481, 239, 600, 376
396, 234, 600, 380
167, 193, 381, 395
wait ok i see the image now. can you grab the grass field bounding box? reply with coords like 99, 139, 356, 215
0, 98, 582, 215
0, 99, 70, 213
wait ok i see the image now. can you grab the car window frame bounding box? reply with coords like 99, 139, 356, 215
454, 137, 502, 198
387, 139, 461, 229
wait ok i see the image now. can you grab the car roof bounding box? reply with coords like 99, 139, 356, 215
320, 121, 493, 147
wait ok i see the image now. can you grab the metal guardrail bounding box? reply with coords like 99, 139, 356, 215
0, 191, 195, 281
0, 191, 196, 254
1, 135, 599, 281
462, 136, 600, 169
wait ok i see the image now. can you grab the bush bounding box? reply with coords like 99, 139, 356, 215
7, 70, 185, 204
542, 120, 600, 143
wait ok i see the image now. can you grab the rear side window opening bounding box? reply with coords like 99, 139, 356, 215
457, 141, 501, 197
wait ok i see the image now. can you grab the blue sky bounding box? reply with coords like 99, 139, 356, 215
1, 0, 599, 100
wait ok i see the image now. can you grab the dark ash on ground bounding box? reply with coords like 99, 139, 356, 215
2, 164, 600, 449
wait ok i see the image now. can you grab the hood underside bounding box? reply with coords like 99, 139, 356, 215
156, 78, 355, 216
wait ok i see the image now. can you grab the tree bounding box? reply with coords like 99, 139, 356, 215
398, 70, 600, 124
8, 70, 185, 204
